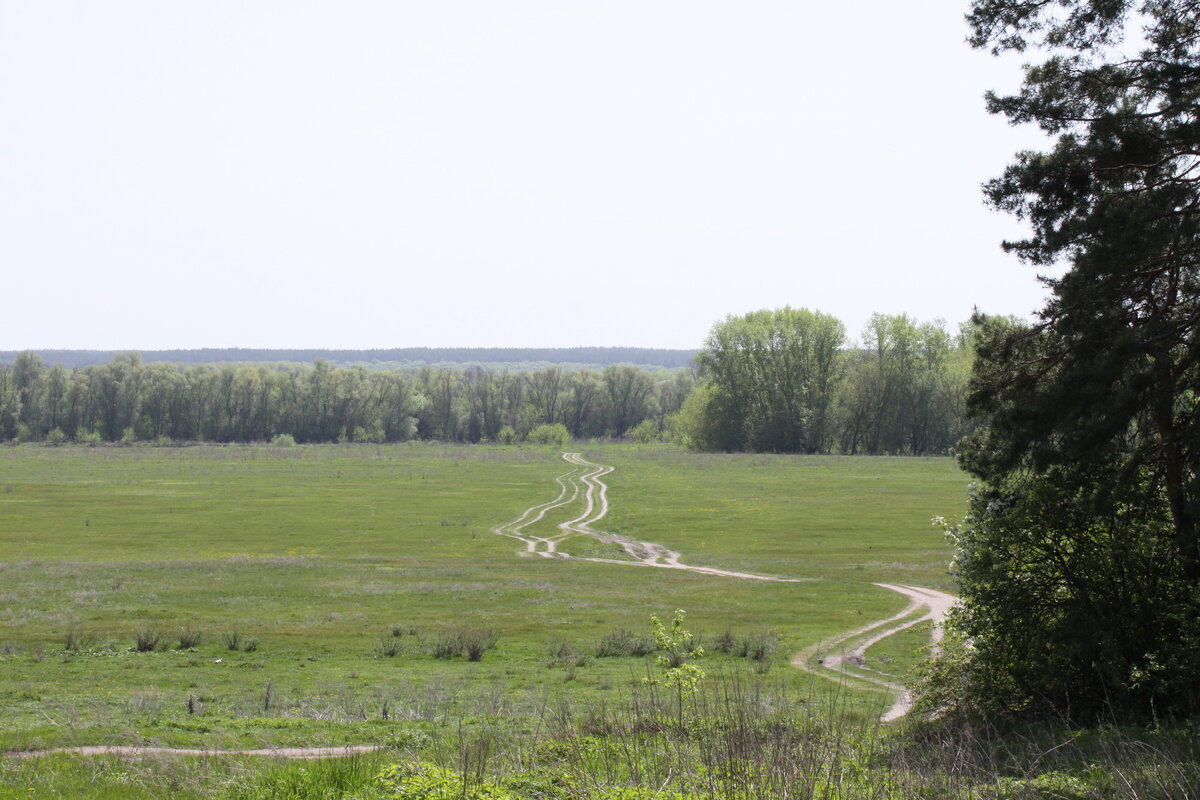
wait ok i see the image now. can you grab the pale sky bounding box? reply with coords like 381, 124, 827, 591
0, 1, 1051, 350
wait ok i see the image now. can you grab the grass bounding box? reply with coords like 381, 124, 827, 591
0, 442, 975, 796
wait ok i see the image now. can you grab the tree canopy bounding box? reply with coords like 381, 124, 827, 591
949, 0, 1200, 716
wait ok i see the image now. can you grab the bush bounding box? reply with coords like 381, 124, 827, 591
547, 639, 592, 669
627, 419, 661, 444
430, 627, 499, 661
222, 630, 258, 652
270, 433, 296, 447
74, 429, 102, 445
528, 423, 571, 447
737, 631, 778, 663
64, 626, 91, 652
495, 425, 518, 445
45, 428, 67, 446
711, 629, 736, 654
177, 627, 202, 649
134, 629, 162, 652
377, 637, 403, 657
595, 627, 656, 658
460, 628, 499, 662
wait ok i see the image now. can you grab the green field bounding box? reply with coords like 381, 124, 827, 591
0, 443, 967, 796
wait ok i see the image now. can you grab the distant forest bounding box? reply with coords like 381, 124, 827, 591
0, 347, 699, 370
0, 312, 974, 454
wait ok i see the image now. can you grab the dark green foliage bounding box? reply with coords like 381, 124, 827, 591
695, 307, 845, 453
681, 309, 972, 455
951, 0, 1200, 717
0, 354, 683, 444
943, 465, 1198, 714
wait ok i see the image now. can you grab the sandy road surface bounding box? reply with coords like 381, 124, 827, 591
496, 453, 955, 721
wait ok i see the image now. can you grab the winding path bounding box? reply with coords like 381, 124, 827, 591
495, 452, 955, 721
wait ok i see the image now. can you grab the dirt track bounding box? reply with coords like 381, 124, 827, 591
496, 453, 955, 721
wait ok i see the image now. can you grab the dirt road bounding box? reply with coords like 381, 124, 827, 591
495, 453, 955, 720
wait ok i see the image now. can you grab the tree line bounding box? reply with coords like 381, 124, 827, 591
0, 353, 691, 445
0, 346, 699, 370
0, 312, 975, 454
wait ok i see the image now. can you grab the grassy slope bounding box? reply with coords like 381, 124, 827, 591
0, 444, 966, 755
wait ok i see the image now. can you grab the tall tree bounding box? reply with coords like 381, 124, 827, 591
951, 0, 1200, 714
696, 308, 845, 453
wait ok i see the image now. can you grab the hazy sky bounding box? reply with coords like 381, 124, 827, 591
1, 1, 1053, 350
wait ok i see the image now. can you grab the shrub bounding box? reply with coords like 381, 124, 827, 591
270, 433, 296, 447
528, 423, 571, 447
547, 640, 592, 669
460, 628, 499, 662
222, 631, 258, 652
45, 428, 67, 446
595, 627, 656, 658
711, 629, 736, 654
431, 633, 461, 660
75, 429, 102, 445
134, 629, 162, 652
177, 627, 202, 649
738, 631, 779, 663
495, 425, 517, 445
431, 627, 499, 661
64, 626, 91, 652
627, 419, 661, 444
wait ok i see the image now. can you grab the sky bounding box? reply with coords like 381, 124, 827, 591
0, 1, 1055, 351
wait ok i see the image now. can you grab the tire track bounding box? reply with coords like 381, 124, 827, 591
494, 452, 955, 721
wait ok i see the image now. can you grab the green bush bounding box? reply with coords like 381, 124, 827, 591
527, 423, 570, 447
596, 627, 656, 658
270, 433, 296, 447
627, 419, 661, 444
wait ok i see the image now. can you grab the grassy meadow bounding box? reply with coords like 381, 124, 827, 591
0, 443, 972, 796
